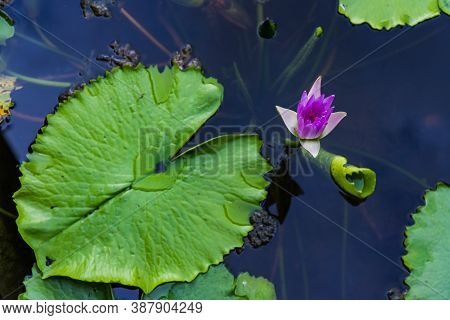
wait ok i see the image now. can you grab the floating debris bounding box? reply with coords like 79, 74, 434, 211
58, 83, 86, 104
0, 75, 22, 125
387, 288, 406, 300
80, 0, 115, 18
97, 40, 140, 68
258, 18, 278, 39
171, 44, 202, 71
247, 210, 277, 248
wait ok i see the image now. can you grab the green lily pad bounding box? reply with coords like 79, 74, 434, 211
143, 264, 276, 300
234, 272, 277, 300
19, 265, 113, 300
403, 183, 450, 299
338, 0, 443, 30
15, 65, 271, 293
330, 156, 376, 199
440, 0, 450, 14
0, 10, 14, 45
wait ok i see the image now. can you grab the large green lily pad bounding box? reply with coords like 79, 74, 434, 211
19, 265, 113, 300
338, 0, 449, 30
143, 264, 276, 300
15, 65, 271, 293
403, 183, 450, 299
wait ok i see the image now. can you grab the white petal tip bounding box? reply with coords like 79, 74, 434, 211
275, 106, 298, 137
308, 76, 322, 99
320, 111, 347, 138
300, 139, 320, 158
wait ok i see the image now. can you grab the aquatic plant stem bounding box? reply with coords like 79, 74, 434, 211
302, 146, 335, 175
33, 22, 58, 50
6, 71, 71, 88
15, 32, 83, 65
120, 7, 172, 57
232, 62, 256, 122
0, 207, 16, 219
273, 27, 323, 93
304, 14, 336, 88
285, 138, 334, 173
289, 138, 362, 168
256, 1, 269, 89
12, 111, 44, 123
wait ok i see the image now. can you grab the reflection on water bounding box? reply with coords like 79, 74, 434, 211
1, 0, 449, 299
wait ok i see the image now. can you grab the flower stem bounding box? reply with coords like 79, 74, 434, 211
302, 146, 335, 175
273, 26, 323, 93
285, 139, 376, 199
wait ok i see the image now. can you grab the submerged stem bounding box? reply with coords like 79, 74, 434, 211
233, 62, 255, 121
7, 71, 71, 88
0, 207, 16, 219
16, 32, 83, 65
274, 27, 323, 93
120, 7, 172, 57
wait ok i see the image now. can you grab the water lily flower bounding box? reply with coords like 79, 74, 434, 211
276, 76, 347, 157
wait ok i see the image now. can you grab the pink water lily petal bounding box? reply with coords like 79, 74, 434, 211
307, 76, 322, 99
276, 106, 298, 137
300, 139, 321, 158
320, 112, 347, 138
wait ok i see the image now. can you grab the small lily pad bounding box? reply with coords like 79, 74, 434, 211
440, 0, 450, 14
234, 272, 277, 300
143, 264, 276, 300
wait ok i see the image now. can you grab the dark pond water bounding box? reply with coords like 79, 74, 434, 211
1, 0, 449, 299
